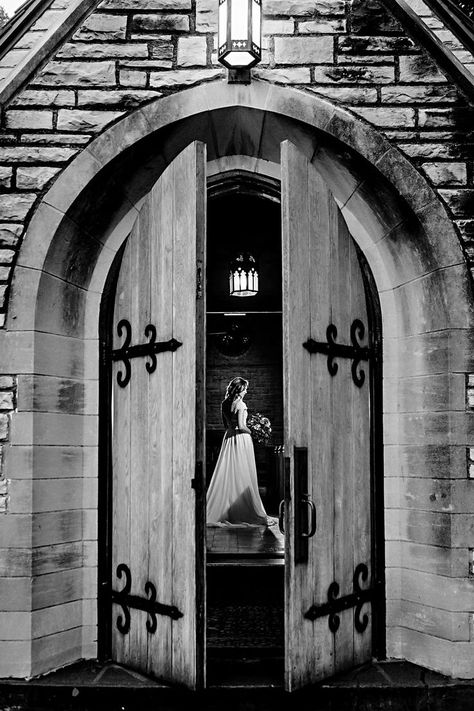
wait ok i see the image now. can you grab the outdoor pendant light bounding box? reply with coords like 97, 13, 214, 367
229, 252, 259, 297
218, 0, 262, 69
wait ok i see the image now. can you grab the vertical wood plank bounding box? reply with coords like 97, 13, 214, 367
194, 142, 207, 690
282, 141, 373, 689
332, 203, 354, 672
349, 218, 373, 665
309, 171, 336, 681
282, 141, 311, 691
147, 173, 174, 681
171, 144, 197, 686
111, 232, 132, 667
128, 197, 151, 670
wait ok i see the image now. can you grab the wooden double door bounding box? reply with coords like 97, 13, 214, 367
103, 140, 382, 691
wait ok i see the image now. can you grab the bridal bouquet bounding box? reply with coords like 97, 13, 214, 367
247, 412, 272, 445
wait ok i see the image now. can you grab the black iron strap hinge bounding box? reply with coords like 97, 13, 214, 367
111, 564, 183, 636
305, 563, 376, 634
303, 319, 372, 388
111, 319, 182, 388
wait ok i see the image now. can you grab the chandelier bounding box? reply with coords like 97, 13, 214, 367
229, 252, 259, 297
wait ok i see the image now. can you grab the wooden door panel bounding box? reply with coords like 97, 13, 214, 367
111, 141, 206, 689
282, 141, 373, 690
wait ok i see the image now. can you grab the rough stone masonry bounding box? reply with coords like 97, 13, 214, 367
0, 0, 472, 329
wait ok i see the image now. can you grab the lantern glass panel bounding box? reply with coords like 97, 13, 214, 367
252, 0, 261, 48
224, 50, 255, 66
218, 0, 228, 49
231, 0, 248, 41
229, 252, 259, 296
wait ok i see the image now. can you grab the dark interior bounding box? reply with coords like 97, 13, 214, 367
205, 188, 285, 685
205, 190, 284, 512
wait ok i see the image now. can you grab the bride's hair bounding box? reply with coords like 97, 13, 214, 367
224, 377, 249, 404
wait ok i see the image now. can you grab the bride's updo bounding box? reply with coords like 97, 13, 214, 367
224, 376, 249, 404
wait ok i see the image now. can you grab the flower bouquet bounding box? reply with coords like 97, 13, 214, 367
247, 412, 272, 445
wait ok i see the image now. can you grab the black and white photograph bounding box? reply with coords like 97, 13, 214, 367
0, 0, 474, 709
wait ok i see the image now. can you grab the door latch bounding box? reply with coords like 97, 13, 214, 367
196, 260, 203, 300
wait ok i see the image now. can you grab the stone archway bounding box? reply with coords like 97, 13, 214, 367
3, 81, 473, 679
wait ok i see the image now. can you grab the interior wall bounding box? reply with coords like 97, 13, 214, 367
206, 315, 283, 444
206, 190, 283, 429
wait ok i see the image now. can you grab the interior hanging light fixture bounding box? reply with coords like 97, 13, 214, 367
229, 252, 259, 297
218, 0, 262, 69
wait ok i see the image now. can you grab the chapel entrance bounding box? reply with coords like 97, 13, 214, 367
100, 139, 384, 692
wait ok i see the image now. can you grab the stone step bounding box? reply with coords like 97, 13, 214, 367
1, 660, 474, 711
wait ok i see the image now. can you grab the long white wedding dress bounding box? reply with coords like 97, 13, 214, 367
206, 398, 270, 527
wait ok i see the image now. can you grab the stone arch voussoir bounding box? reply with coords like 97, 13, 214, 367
10, 80, 472, 340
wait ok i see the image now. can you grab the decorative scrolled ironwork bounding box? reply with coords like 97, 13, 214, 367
353, 562, 370, 633
327, 581, 341, 633
111, 563, 183, 636
144, 581, 158, 634
303, 318, 372, 388
350, 319, 367, 387
113, 563, 132, 634
111, 319, 182, 388
304, 563, 373, 635
115, 320, 132, 388
326, 324, 339, 377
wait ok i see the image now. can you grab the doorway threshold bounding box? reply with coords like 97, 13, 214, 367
1, 660, 474, 710
207, 555, 284, 566
207, 648, 284, 688
206, 524, 284, 558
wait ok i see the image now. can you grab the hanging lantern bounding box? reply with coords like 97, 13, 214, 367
218, 0, 262, 69
229, 252, 259, 297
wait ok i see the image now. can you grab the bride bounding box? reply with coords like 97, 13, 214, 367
206, 376, 275, 527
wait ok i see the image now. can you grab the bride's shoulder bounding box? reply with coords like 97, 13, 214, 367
231, 397, 246, 412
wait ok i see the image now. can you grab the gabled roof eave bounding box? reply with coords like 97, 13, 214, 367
0, 0, 55, 61
0, 0, 100, 107
381, 0, 474, 104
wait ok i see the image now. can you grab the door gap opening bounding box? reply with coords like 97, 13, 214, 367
205, 188, 285, 685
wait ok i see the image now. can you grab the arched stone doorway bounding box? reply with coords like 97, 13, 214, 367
6, 82, 473, 681
97, 147, 384, 690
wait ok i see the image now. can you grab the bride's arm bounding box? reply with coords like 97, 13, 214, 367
237, 405, 251, 434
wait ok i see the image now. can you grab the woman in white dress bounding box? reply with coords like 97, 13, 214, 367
206, 377, 274, 527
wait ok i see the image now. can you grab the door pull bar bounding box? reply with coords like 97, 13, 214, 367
278, 500, 285, 534
300, 494, 317, 538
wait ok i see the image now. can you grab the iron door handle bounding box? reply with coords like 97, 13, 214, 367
278, 499, 285, 534
300, 494, 316, 538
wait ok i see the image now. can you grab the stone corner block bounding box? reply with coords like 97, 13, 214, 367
177, 36, 208, 67
274, 36, 333, 65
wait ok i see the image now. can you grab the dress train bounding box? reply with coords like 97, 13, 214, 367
206, 431, 274, 527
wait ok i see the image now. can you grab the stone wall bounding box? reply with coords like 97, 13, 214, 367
0, 0, 472, 330
0, 376, 15, 513
0, 0, 473, 680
